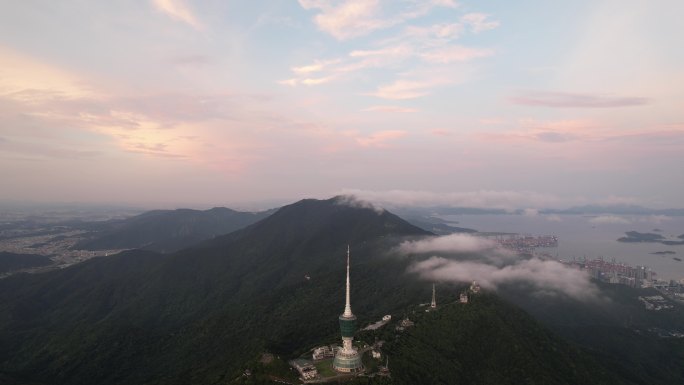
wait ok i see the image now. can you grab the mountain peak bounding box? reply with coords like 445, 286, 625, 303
209, 196, 430, 263
265, 196, 425, 240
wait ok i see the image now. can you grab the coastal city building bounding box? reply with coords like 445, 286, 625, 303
562, 257, 656, 288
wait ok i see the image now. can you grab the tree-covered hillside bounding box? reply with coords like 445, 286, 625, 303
385, 294, 625, 385
0, 197, 430, 384
1, 197, 684, 385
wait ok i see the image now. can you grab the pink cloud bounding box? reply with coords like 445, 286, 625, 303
479, 120, 608, 144
460, 13, 500, 33
403, 23, 463, 39
300, 76, 336, 85
474, 119, 684, 170
291, 59, 341, 74
298, 0, 387, 40
298, 0, 461, 40
151, 0, 202, 30
349, 44, 414, 59
367, 80, 432, 100
362, 105, 418, 113
479, 118, 505, 125
283, 4, 497, 90
420, 45, 493, 64
510, 91, 650, 108
431, 129, 452, 136
355, 130, 408, 147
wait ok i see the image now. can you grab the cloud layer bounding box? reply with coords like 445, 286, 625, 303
400, 234, 600, 300
151, 0, 202, 29
341, 189, 571, 209
283, 2, 498, 101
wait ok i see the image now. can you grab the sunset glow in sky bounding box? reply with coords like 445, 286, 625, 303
1, 1, 683, 208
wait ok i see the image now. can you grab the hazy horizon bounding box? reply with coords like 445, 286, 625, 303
1, 1, 683, 208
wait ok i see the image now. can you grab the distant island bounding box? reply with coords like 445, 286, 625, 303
618, 231, 684, 245
618, 231, 666, 243
651, 251, 676, 256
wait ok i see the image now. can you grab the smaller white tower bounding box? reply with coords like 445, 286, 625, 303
430, 283, 436, 308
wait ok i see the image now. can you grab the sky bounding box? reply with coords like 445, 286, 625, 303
1, 0, 683, 209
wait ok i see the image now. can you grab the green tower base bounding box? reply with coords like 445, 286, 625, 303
333, 350, 364, 373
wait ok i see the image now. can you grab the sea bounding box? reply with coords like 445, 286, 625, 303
440, 214, 684, 281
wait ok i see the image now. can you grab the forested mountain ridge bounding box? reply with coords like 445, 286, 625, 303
73, 206, 275, 253
1, 196, 683, 385
0, 197, 430, 384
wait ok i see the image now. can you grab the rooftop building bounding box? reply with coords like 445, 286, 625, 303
292, 359, 318, 380
312, 345, 336, 361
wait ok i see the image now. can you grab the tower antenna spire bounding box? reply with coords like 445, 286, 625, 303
431, 283, 436, 308
344, 245, 352, 317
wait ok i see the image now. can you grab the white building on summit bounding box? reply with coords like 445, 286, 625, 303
332, 246, 364, 373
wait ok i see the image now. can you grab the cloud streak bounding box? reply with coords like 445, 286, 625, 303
151, 0, 202, 30
298, 0, 458, 40
420, 45, 493, 64
367, 80, 433, 100
340, 189, 572, 209
461, 13, 500, 33
362, 105, 418, 113
283, 2, 498, 96
588, 215, 631, 225
355, 130, 407, 147
510, 91, 650, 108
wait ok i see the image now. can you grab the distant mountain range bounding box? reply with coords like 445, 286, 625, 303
73, 207, 276, 253
1, 197, 683, 384
541, 204, 684, 216
395, 204, 684, 217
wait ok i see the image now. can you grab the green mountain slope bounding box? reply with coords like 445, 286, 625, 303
500, 283, 684, 385
385, 294, 625, 385
0, 197, 430, 384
